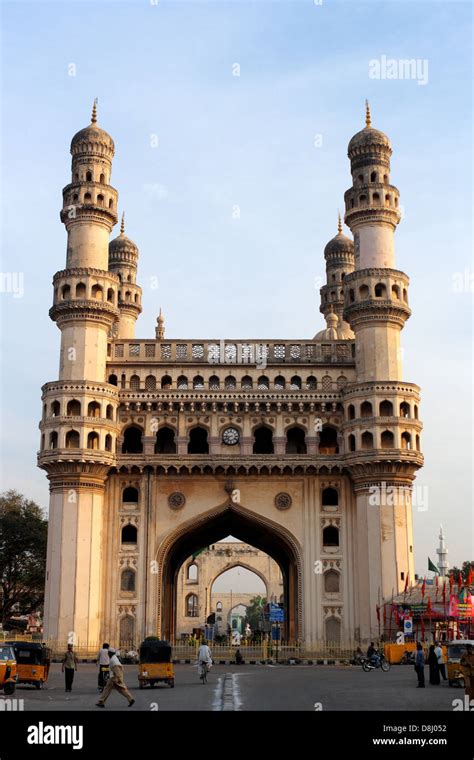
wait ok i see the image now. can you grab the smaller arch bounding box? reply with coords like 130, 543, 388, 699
105, 434, 113, 452
177, 375, 188, 390
106, 404, 114, 420
360, 401, 373, 418
274, 375, 286, 390
325, 616, 341, 643
49, 431, 58, 449
348, 404, 355, 420
155, 426, 176, 454
99, 173, 105, 184
379, 400, 393, 416
108, 198, 113, 209
97, 194, 104, 206
374, 282, 387, 298
186, 563, 198, 581
322, 526, 339, 547
51, 400, 61, 417
61, 284, 71, 300
129, 374, 140, 390
186, 593, 198, 617
253, 425, 274, 454
107, 288, 114, 303
415, 434, 420, 451
193, 375, 204, 390
122, 426, 143, 454
121, 569, 135, 592
359, 284, 369, 299
290, 375, 302, 391
381, 430, 394, 449
123, 487, 139, 503
306, 376, 317, 390
241, 375, 253, 390
400, 401, 410, 418
285, 426, 307, 454
87, 431, 99, 449
66, 399, 81, 416
361, 431, 373, 449
257, 376, 269, 390
401, 432, 412, 450
391, 284, 400, 299
108, 374, 118, 386
402, 288, 408, 302
145, 375, 156, 391
187, 426, 209, 454
324, 570, 340, 593
121, 524, 137, 544
75, 282, 86, 298
87, 401, 101, 418
209, 375, 220, 390
370, 171, 377, 182
84, 192, 92, 202
65, 430, 80, 449
319, 426, 339, 454
322, 487, 338, 506
86, 170, 92, 182
414, 404, 419, 420
225, 375, 237, 390
348, 433, 356, 452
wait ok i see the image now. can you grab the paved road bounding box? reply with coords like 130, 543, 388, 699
7, 663, 461, 711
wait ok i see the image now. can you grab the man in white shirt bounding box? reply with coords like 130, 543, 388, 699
434, 641, 447, 681
96, 648, 135, 707
197, 642, 212, 679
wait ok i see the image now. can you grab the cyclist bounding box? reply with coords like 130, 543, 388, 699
197, 641, 212, 681
97, 642, 110, 691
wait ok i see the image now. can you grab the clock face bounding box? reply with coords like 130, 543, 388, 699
222, 427, 240, 446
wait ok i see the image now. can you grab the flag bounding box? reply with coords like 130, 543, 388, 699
468, 567, 474, 587
426, 596, 432, 616
458, 571, 463, 588
404, 574, 409, 594
435, 574, 439, 601
376, 605, 380, 623
421, 576, 426, 598
428, 557, 439, 574
442, 581, 446, 605
449, 573, 454, 594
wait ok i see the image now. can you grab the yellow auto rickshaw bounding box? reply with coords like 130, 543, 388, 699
138, 638, 174, 689
447, 639, 474, 687
0, 644, 18, 695
6, 641, 51, 689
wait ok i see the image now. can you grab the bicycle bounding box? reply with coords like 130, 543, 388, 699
198, 660, 209, 684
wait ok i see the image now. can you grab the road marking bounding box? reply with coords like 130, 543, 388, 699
213, 673, 241, 711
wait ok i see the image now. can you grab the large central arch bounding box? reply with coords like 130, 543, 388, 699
155, 500, 303, 640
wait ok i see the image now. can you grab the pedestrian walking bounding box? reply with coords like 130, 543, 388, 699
414, 642, 425, 688
434, 641, 446, 681
460, 644, 474, 701
97, 642, 110, 691
428, 645, 440, 685
61, 644, 78, 692
96, 648, 135, 708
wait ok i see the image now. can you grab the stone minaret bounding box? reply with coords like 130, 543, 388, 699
108, 213, 142, 338
436, 525, 449, 577
317, 212, 355, 340
342, 103, 423, 642
38, 102, 120, 646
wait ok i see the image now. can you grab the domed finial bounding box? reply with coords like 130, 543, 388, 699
365, 99, 371, 128
91, 98, 98, 124
156, 308, 165, 339
120, 212, 125, 235
337, 210, 343, 234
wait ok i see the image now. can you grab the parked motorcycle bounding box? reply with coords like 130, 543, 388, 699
400, 650, 415, 666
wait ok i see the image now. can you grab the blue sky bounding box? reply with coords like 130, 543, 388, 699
0, 0, 472, 575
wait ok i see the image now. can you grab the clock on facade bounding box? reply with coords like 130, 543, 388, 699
222, 427, 240, 445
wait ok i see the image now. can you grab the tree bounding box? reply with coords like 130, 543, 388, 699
245, 595, 267, 631
450, 561, 474, 584
0, 490, 48, 626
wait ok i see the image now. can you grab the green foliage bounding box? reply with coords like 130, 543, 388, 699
450, 561, 474, 583
0, 490, 48, 625
244, 595, 267, 631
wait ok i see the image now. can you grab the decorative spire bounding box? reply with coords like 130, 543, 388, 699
337, 211, 343, 234
365, 99, 371, 128
156, 308, 165, 340
91, 98, 98, 124
120, 212, 125, 235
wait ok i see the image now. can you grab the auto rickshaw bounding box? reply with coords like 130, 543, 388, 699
447, 640, 474, 687
0, 644, 18, 695
6, 642, 51, 689
138, 638, 174, 688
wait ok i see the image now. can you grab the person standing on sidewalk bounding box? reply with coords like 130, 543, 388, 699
61, 644, 78, 692
434, 642, 447, 681
96, 648, 135, 708
414, 642, 425, 688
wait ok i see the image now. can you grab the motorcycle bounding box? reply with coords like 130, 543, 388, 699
400, 650, 415, 666
362, 651, 391, 672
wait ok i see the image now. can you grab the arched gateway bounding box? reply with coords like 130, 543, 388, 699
155, 501, 302, 640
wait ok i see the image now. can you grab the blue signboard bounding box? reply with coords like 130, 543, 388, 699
269, 604, 285, 622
